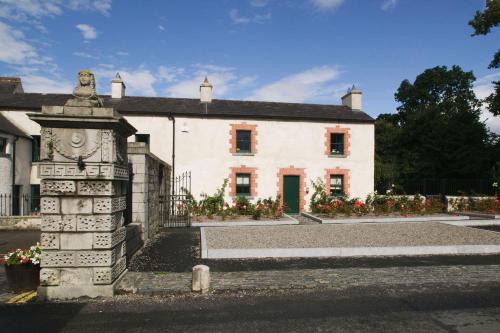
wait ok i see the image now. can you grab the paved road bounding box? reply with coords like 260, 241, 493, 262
0, 230, 40, 255
2, 282, 500, 332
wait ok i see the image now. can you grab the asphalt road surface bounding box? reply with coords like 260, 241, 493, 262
2, 282, 500, 332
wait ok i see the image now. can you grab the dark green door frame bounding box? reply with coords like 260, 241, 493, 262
283, 175, 300, 214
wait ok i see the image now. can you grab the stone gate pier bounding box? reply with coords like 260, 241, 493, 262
28, 70, 136, 300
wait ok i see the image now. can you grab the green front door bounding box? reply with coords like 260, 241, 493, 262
283, 175, 300, 214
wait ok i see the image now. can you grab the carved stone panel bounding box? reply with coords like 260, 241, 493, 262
94, 197, 126, 214
41, 197, 60, 214
41, 233, 60, 249
76, 250, 116, 267
76, 213, 122, 232
52, 128, 102, 162
77, 180, 114, 196
93, 227, 126, 249
41, 180, 76, 195
39, 163, 129, 180
93, 257, 126, 285
41, 251, 76, 267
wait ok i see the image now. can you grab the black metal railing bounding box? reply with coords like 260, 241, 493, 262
162, 171, 192, 227
0, 193, 40, 217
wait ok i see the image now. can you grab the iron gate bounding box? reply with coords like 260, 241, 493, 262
162, 171, 192, 227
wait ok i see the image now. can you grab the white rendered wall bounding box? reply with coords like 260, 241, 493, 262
0, 132, 14, 195
125, 115, 375, 209
15, 137, 32, 194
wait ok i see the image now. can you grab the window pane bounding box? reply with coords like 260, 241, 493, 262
32, 135, 40, 162
330, 175, 344, 196
135, 134, 150, 145
236, 173, 251, 195
330, 133, 344, 155
236, 130, 251, 153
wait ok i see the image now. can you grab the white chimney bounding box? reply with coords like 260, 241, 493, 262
200, 76, 213, 103
111, 72, 126, 99
341, 85, 362, 111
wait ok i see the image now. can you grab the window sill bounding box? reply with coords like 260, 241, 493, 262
328, 154, 347, 158
235, 195, 254, 199
233, 152, 254, 156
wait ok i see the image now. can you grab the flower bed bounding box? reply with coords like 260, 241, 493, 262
310, 179, 446, 218
181, 180, 285, 222
447, 196, 500, 214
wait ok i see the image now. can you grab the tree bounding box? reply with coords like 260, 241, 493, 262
469, 0, 500, 116
375, 66, 494, 191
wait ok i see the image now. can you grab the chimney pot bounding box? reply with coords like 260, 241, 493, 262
111, 72, 126, 99
200, 76, 213, 103
341, 85, 362, 111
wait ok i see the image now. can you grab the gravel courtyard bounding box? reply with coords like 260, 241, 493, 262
203, 223, 500, 249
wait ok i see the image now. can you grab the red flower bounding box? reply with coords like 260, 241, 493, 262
21, 257, 29, 264
354, 201, 364, 208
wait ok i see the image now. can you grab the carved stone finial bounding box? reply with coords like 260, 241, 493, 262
67, 70, 102, 107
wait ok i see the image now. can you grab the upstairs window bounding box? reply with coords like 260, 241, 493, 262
32, 135, 40, 162
330, 175, 344, 197
330, 133, 344, 155
0, 137, 7, 156
135, 134, 150, 145
236, 173, 251, 196
236, 130, 251, 153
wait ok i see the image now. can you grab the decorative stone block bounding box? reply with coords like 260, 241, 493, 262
41, 180, 76, 195
61, 198, 93, 214
93, 227, 126, 249
41, 233, 60, 249
39, 163, 129, 180
41, 215, 77, 232
60, 233, 93, 250
41, 197, 60, 214
41, 251, 76, 267
60, 268, 94, 286
77, 180, 114, 196
76, 213, 123, 231
40, 268, 60, 286
75, 246, 123, 267
93, 196, 126, 213
93, 257, 126, 285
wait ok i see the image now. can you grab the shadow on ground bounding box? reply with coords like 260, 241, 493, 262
128, 227, 500, 273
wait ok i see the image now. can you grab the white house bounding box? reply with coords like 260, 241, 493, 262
0, 74, 374, 213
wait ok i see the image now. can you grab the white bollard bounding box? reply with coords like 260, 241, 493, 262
192, 265, 210, 293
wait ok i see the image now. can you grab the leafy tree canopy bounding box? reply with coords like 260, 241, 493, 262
469, 0, 500, 116
375, 66, 495, 189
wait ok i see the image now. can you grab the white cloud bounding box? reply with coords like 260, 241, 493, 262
93, 65, 158, 96
246, 66, 343, 103
381, 0, 398, 11
158, 24, 165, 31
76, 24, 98, 40
229, 8, 271, 24
250, 0, 269, 7
116, 51, 129, 56
0, 0, 112, 22
0, 21, 39, 65
474, 72, 500, 134
158, 66, 184, 83
310, 0, 344, 11
165, 65, 238, 98
21, 75, 73, 94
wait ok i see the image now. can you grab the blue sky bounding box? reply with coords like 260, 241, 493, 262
0, 0, 498, 131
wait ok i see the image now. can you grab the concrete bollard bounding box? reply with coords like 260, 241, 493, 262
192, 265, 210, 293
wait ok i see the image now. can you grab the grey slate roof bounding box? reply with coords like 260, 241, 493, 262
0, 93, 374, 123
0, 113, 31, 138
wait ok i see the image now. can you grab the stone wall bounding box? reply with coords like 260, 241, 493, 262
128, 142, 170, 241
